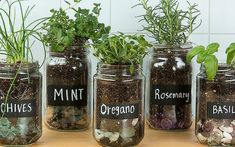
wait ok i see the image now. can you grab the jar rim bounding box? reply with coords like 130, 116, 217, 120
97, 63, 142, 69
0, 59, 39, 72
152, 42, 193, 50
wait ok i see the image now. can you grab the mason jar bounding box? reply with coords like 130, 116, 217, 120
0, 61, 42, 145
195, 64, 235, 146
93, 64, 145, 147
146, 43, 192, 130
45, 46, 91, 131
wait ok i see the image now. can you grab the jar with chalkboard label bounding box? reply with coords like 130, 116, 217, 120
195, 64, 235, 146
45, 46, 91, 131
0, 61, 42, 145
146, 44, 193, 130
93, 64, 145, 147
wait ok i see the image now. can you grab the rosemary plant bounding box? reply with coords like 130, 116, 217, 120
135, 0, 201, 45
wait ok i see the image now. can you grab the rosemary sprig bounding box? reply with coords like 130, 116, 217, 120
134, 0, 201, 46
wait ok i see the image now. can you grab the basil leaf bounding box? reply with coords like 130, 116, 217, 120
204, 55, 218, 80
206, 43, 219, 54
186, 45, 205, 63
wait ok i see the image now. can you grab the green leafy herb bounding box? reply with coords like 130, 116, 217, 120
0, 0, 47, 63
186, 43, 219, 80
134, 0, 201, 45
226, 43, 235, 65
42, 0, 110, 52
93, 33, 151, 71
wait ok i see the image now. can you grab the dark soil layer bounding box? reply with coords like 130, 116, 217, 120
148, 51, 192, 130
94, 79, 144, 147
195, 74, 235, 146
0, 74, 41, 145
46, 52, 89, 130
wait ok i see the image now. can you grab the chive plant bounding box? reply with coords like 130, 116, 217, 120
0, 0, 47, 116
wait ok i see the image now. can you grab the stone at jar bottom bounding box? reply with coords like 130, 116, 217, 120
196, 119, 235, 146
46, 106, 89, 130
148, 104, 192, 130
94, 118, 142, 147
0, 117, 41, 145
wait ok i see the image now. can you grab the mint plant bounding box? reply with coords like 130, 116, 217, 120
93, 33, 151, 72
42, 0, 110, 52
186, 43, 219, 80
135, 0, 201, 45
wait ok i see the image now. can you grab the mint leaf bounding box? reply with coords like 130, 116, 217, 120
206, 43, 219, 54
204, 55, 218, 80
186, 45, 205, 63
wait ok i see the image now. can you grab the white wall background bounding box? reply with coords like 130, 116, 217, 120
1, 0, 235, 116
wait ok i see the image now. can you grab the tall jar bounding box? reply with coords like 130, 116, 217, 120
45, 46, 91, 131
146, 44, 192, 130
0, 61, 42, 145
93, 64, 145, 147
195, 64, 235, 146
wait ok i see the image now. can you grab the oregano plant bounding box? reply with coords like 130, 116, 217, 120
93, 33, 151, 72
186, 43, 219, 80
134, 0, 201, 45
42, 0, 110, 52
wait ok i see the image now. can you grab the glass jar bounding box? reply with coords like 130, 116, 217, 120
45, 46, 91, 131
146, 44, 192, 130
93, 64, 145, 147
195, 64, 235, 146
0, 61, 42, 145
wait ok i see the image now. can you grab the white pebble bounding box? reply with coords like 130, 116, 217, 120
231, 120, 235, 126
221, 138, 232, 144
223, 132, 233, 140
219, 126, 233, 133
213, 128, 223, 137
109, 132, 120, 143
197, 133, 207, 143
132, 118, 138, 126
95, 129, 104, 140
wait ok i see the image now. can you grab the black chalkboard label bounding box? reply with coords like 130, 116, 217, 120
99, 103, 139, 119
0, 99, 37, 118
207, 102, 235, 119
150, 85, 191, 105
47, 85, 87, 107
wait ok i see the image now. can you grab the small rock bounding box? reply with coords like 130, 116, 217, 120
219, 126, 233, 133
223, 132, 233, 140
132, 118, 138, 126
95, 129, 104, 141
208, 131, 222, 145
213, 128, 223, 137
231, 120, 235, 126
120, 127, 135, 138
221, 138, 232, 144
197, 133, 207, 143
109, 132, 119, 143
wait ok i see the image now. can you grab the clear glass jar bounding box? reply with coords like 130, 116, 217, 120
146, 44, 192, 130
45, 46, 91, 131
0, 61, 42, 145
93, 64, 145, 147
195, 64, 235, 146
